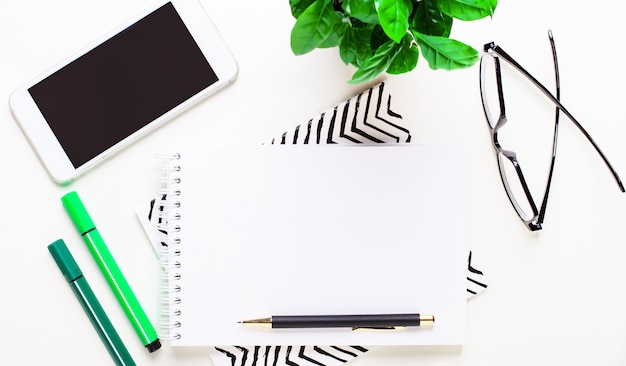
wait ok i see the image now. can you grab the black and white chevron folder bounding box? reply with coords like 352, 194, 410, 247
138, 82, 487, 366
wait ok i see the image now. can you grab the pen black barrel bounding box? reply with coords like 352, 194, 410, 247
272, 314, 423, 328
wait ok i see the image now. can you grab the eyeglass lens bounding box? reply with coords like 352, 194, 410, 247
479, 50, 545, 228
479, 55, 502, 130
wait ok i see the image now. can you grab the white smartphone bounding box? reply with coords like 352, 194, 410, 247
10, 0, 238, 184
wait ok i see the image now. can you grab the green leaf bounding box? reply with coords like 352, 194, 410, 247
412, 0, 453, 37
290, 0, 343, 55
339, 25, 374, 66
387, 35, 419, 74
412, 31, 478, 70
436, 0, 497, 21
477, 0, 498, 17
319, 20, 349, 49
349, 39, 401, 84
369, 25, 390, 51
290, 0, 317, 18
342, 0, 380, 24
376, 0, 413, 43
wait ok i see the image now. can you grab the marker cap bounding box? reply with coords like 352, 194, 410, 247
61, 191, 96, 234
48, 239, 82, 282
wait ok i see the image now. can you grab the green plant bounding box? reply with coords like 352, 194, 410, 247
289, 0, 497, 83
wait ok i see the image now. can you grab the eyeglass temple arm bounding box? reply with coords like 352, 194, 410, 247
536, 31, 560, 227
485, 43, 625, 193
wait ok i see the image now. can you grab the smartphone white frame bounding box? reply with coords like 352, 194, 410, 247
9, 0, 238, 184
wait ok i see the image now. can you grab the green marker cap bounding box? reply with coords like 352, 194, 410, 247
48, 239, 83, 282
61, 191, 96, 234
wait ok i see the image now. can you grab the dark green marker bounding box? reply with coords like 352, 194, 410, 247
48, 239, 136, 366
62, 191, 161, 352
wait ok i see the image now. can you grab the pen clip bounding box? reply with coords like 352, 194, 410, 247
351, 326, 407, 332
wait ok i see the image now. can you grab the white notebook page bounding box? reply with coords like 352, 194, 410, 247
159, 145, 467, 346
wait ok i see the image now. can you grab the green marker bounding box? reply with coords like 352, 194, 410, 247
48, 239, 136, 366
62, 191, 161, 353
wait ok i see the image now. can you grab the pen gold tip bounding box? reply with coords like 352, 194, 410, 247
420, 314, 435, 326
239, 317, 272, 326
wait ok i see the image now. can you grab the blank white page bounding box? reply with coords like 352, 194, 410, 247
161, 145, 466, 346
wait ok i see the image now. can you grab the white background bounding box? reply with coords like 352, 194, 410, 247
2, 0, 626, 365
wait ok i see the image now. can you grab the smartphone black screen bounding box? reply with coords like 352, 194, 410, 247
28, 2, 219, 168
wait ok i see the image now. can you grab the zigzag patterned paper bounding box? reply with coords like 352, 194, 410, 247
270, 82, 411, 145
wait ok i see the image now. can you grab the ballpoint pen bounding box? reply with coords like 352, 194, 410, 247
48, 239, 136, 366
239, 313, 435, 329
62, 191, 161, 352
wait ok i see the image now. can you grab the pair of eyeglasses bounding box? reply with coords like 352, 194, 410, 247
479, 30, 624, 231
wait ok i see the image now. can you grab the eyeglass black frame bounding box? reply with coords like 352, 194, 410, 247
479, 30, 624, 231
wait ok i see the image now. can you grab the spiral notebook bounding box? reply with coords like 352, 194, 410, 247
154, 144, 467, 347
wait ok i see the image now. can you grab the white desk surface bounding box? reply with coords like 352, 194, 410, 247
3, 0, 626, 365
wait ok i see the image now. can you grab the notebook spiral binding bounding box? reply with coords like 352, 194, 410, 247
155, 153, 183, 340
